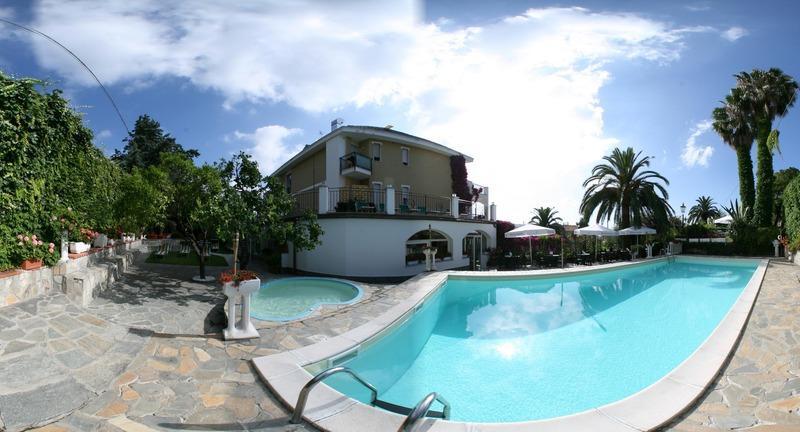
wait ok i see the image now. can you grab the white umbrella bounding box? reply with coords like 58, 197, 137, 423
713, 215, 733, 225
618, 226, 657, 248
505, 223, 555, 267
574, 224, 618, 261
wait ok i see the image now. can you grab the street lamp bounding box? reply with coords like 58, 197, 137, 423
680, 202, 686, 224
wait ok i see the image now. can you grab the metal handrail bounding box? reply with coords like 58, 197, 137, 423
290, 366, 378, 424
398, 392, 451, 432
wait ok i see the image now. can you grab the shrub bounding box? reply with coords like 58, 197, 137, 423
683, 223, 714, 238
784, 176, 800, 242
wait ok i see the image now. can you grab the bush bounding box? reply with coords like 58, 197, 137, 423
683, 223, 714, 238
684, 227, 776, 256
784, 176, 800, 242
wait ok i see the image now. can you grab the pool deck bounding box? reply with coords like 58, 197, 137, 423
2, 256, 798, 431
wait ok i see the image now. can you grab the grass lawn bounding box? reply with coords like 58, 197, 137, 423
146, 251, 228, 267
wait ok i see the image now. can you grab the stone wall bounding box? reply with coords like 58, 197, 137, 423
0, 240, 142, 308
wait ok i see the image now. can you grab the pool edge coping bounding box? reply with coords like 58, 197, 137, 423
252, 256, 770, 432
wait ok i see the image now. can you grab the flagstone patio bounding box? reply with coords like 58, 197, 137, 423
1, 257, 797, 431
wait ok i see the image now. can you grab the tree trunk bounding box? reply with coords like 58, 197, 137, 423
198, 253, 206, 279
736, 144, 756, 214
754, 120, 774, 227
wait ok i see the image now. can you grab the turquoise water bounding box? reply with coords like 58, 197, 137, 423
325, 258, 758, 422
250, 277, 361, 321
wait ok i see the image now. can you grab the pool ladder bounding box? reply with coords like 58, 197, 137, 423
290, 366, 451, 432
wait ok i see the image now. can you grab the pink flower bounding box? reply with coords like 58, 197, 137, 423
49, 243, 55, 249
16, 234, 23, 240
23, 236, 29, 242
32, 234, 37, 240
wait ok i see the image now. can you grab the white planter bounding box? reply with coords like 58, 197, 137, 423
223, 277, 261, 340
92, 234, 108, 248
69, 242, 91, 254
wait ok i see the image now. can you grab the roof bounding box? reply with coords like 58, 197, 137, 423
272, 125, 473, 176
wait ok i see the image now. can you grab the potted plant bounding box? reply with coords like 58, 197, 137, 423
16, 234, 55, 270
70, 227, 96, 253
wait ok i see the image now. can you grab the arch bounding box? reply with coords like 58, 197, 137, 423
405, 229, 452, 266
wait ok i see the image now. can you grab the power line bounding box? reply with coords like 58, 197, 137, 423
0, 17, 130, 134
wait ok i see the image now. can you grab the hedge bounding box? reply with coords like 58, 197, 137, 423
784, 176, 800, 245
0, 73, 122, 270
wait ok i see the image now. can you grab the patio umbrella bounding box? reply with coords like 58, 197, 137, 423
618, 226, 657, 248
505, 223, 555, 267
574, 224, 619, 261
713, 215, 733, 225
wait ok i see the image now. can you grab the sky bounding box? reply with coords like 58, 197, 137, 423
1, 0, 799, 225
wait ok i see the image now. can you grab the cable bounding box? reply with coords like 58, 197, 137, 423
0, 17, 130, 134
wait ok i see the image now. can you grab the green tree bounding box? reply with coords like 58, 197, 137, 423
774, 167, 800, 226
580, 147, 672, 229
160, 154, 224, 279
115, 167, 170, 236
113, 114, 199, 172
712, 88, 756, 213
687, 196, 721, 224
216, 152, 322, 269
735, 68, 798, 226
530, 207, 563, 229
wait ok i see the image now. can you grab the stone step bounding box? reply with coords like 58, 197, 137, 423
62, 250, 140, 307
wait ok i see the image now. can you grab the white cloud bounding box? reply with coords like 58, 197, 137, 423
230, 125, 304, 174
721, 26, 748, 41
95, 129, 112, 140
681, 120, 714, 167
25, 2, 704, 222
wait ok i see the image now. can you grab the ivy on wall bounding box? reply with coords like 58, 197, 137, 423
449, 155, 472, 201
0, 72, 121, 270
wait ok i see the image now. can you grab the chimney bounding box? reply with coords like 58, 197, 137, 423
330, 118, 344, 131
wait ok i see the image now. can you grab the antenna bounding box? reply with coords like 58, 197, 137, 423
0, 17, 130, 134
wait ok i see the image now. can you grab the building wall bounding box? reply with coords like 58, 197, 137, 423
284, 148, 326, 193
363, 139, 453, 198
287, 218, 496, 278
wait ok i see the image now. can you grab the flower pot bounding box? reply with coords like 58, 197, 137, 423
21, 259, 43, 270
69, 242, 91, 254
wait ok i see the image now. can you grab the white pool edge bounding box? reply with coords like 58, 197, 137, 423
252, 256, 770, 432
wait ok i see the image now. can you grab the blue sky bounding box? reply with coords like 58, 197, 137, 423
1, 0, 798, 224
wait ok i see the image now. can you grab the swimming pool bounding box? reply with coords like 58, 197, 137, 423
321, 257, 760, 423
250, 277, 362, 321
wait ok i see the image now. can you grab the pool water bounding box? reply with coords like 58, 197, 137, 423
325, 258, 758, 423
250, 277, 362, 321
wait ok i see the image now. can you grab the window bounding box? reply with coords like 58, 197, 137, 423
401, 147, 409, 166
285, 173, 292, 193
401, 185, 411, 206
372, 182, 383, 209
406, 230, 451, 265
372, 142, 382, 161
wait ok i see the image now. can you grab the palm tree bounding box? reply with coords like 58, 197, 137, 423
712, 87, 756, 213
735, 68, 798, 226
530, 206, 562, 229
687, 196, 721, 224
580, 147, 672, 230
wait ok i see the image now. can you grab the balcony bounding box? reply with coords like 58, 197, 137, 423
339, 152, 372, 179
289, 186, 494, 222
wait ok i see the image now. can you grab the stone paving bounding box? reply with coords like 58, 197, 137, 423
85, 254, 230, 335
666, 260, 800, 431
3, 258, 799, 431
0, 295, 146, 431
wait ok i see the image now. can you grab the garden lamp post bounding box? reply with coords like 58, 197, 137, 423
680, 202, 686, 225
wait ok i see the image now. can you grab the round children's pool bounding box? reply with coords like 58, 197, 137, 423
250, 277, 362, 321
